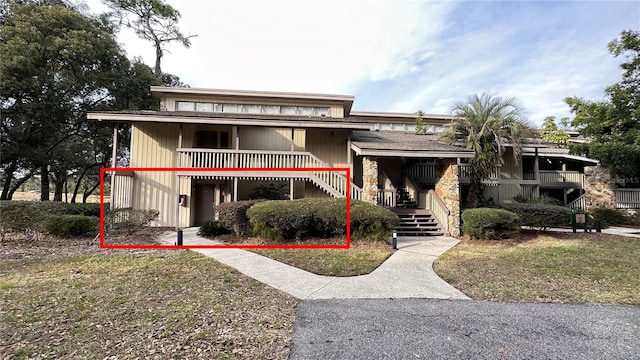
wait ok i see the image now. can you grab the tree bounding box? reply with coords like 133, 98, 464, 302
541, 116, 570, 148
440, 93, 536, 208
415, 110, 428, 135
103, 0, 196, 78
565, 30, 640, 182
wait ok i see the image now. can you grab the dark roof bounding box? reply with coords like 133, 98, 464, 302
351, 131, 473, 157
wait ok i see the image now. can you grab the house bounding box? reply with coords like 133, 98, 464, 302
88, 86, 626, 236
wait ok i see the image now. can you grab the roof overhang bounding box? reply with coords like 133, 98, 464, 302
522, 151, 599, 164
351, 143, 474, 158
87, 111, 372, 130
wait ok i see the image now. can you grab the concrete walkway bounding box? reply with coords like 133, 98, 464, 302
159, 228, 469, 300
544, 226, 640, 238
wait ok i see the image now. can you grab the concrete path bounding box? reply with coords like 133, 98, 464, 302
544, 226, 640, 238
158, 228, 469, 300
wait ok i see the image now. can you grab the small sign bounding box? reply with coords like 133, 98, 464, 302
575, 213, 586, 224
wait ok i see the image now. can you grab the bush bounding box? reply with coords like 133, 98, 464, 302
513, 194, 562, 206
217, 200, 265, 237
248, 182, 288, 200
502, 202, 571, 230
248, 198, 346, 241
461, 208, 521, 240
350, 200, 400, 240
246, 198, 399, 242
46, 215, 99, 237
60, 202, 102, 217
198, 220, 231, 237
0, 201, 58, 240
590, 207, 628, 227
105, 208, 160, 234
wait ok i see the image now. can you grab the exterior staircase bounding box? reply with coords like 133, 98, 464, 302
395, 187, 417, 208
392, 208, 445, 236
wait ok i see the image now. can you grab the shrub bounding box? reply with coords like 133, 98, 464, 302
217, 200, 265, 237
246, 198, 399, 242
513, 194, 562, 206
0, 201, 57, 240
502, 202, 571, 230
105, 208, 160, 234
461, 208, 521, 240
247, 198, 347, 241
248, 182, 288, 200
60, 202, 102, 217
46, 215, 99, 237
590, 207, 627, 227
198, 220, 231, 237
350, 200, 400, 240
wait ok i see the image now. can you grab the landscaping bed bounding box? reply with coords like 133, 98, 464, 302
434, 230, 640, 304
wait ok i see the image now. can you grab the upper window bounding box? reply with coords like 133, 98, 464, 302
175, 101, 332, 117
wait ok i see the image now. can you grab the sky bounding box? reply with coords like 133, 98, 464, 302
84, 0, 640, 126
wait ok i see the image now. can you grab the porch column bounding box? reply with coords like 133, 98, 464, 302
362, 156, 378, 203
109, 124, 118, 210
584, 166, 615, 211
435, 159, 461, 236
347, 132, 352, 181
534, 148, 540, 197
233, 126, 238, 201
175, 124, 183, 230
290, 128, 294, 200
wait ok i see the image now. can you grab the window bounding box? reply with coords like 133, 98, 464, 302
195, 131, 230, 149
314, 107, 330, 117
262, 105, 280, 114
281, 106, 297, 115
297, 106, 313, 116
242, 104, 261, 113
196, 102, 213, 112
176, 101, 195, 111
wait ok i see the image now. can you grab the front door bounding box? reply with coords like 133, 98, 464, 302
194, 184, 215, 225
194, 183, 227, 225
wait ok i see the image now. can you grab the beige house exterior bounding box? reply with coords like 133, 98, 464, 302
88, 86, 607, 236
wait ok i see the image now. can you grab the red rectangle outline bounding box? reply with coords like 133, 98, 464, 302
100, 167, 351, 250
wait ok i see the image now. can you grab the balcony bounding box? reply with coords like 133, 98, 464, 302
176, 148, 362, 199
523, 171, 584, 188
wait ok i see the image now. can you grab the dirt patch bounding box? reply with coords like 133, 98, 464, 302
0, 228, 170, 260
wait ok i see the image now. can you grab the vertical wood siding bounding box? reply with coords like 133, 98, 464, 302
130, 123, 179, 227
238, 127, 305, 151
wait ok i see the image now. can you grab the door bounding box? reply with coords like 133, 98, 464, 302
194, 184, 215, 225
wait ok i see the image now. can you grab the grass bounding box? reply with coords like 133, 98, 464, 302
0, 250, 296, 359
434, 233, 640, 304
251, 240, 394, 276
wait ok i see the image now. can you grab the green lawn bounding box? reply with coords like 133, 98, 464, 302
434, 233, 640, 304
0, 251, 296, 359
252, 240, 394, 276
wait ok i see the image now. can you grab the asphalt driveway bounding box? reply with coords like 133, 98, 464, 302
289, 298, 640, 360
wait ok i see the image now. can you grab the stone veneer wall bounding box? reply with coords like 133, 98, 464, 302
434, 159, 461, 236
362, 157, 378, 203
584, 166, 615, 210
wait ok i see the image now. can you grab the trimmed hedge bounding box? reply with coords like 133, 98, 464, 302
46, 215, 99, 237
350, 200, 400, 240
216, 200, 265, 237
590, 207, 628, 228
502, 202, 571, 230
198, 220, 231, 237
461, 208, 521, 240
247, 198, 346, 241
246, 198, 399, 242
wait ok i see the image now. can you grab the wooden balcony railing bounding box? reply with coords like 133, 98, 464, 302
177, 148, 362, 200
376, 190, 397, 208
616, 189, 640, 209
524, 171, 584, 187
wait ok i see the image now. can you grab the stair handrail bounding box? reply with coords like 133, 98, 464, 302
425, 189, 450, 235
303, 151, 363, 199
403, 173, 420, 206
567, 193, 586, 209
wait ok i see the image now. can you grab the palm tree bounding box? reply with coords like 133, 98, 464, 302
440, 93, 536, 208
